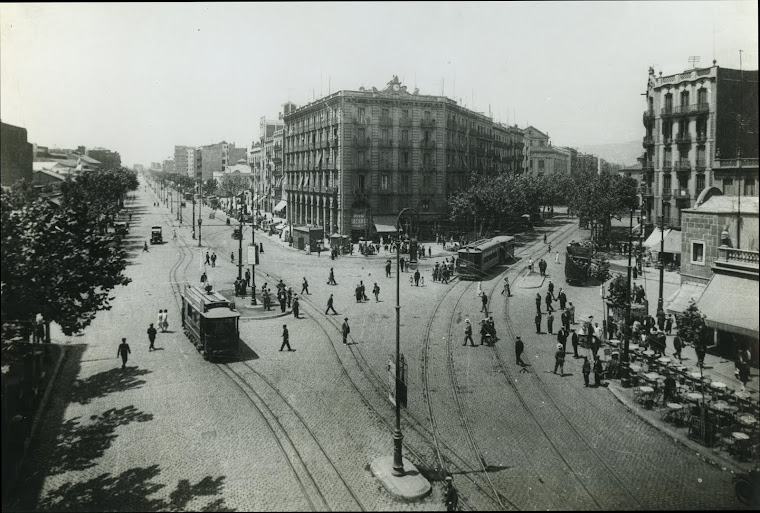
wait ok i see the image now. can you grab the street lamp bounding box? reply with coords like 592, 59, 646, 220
392, 207, 418, 476
621, 208, 634, 388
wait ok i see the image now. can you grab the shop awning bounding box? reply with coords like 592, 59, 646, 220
696, 274, 759, 338
665, 281, 707, 315
643, 228, 681, 254
273, 200, 287, 212
373, 215, 398, 233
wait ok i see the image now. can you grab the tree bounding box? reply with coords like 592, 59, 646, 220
568, 173, 638, 248
61, 168, 139, 222
675, 300, 708, 346
1, 193, 131, 337
607, 274, 630, 307
203, 178, 218, 197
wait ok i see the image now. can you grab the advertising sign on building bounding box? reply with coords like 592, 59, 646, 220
351, 211, 367, 229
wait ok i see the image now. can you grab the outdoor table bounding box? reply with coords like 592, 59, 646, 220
663, 402, 685, 424
686, 392, 704, 402
732, 431, 750, 441
711, 382, 727, 390
629, 343, 640, 351
713, 402, 739, 413
690, 372, 704, 380
638, 386, 656, 408
643, 350, 655, 357
738, 415, 758, 427
644, 372, 663, 381
629, 363, 643, 373
734, 391, 751, 400
673, 365, 686, 372
657, 356, 671, 365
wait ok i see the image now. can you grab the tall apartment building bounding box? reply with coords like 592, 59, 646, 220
0, 121, 33, 186
283, 75, 511, 241
492, 123, 525, 175
196, 141, 245, 181
174, 146, 197, 178
162, 159, 175, 174
641, 62, 759, 232
254, 114, 288, 214
86, 147, 121, 170
523, 126, 570, 177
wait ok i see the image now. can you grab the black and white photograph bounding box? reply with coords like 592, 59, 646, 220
1, 2, 758, 511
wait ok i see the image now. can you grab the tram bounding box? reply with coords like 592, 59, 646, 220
181, 285, 241, 360
565, 241, 594, 285
456, 236, 515, 280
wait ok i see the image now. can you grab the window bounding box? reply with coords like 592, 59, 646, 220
696, 173, 706, 193
403, 151, 409, 165
423, 152, 430, 165
422, 175, 431, 189
358, 107, 366, 120
381, 175, 389, 190
663, 174, 672, 192
402, 109, 409, 119
691, 241, 705, 265
402, 129, 409, 142
382, 129, 389, 142
356, 175, 365, 191
538, 159, 545, 171
358, 128, 365, 140
357, 151, 365, 167
745, 179, 756, 196
424, 110, 431, 121
401, 175, 410, 189
382, 108, 389, 118
423, 130, 431, 142
722, 178, 734, 195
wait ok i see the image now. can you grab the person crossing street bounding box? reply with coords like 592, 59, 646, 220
325, 293, 338, 315
279, 324, 293, 351
301, 277, 310, 295
463, 319, 475, 346
342, 317, 351, 344
117, 338, 131, 368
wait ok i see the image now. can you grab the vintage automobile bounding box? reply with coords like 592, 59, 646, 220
150, 226, 163, 244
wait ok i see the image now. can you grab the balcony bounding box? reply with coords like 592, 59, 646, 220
696, 133, 708, 144
661, 106, 674, 117
715, 246, 760, 271
695, 102, 710, 114
354, 116, 370, 125
713, 158, 759, 170
663, 162, 673, 172
675, 189, 691, 202
674, 133, 691, 145
399, 139, 412, 148
662, 189, 672, 199
640, 186, 655, 197
663, 136, 673, 146
420, 139, 437, 150
695, 159, 707, 171
399, 116, 412, 127
420, 118, 436, 128
379, 115, 393, 126
643, 135, 655, 147
353, 136, 371, 148
674, 160, 691, 172
378, 138, 394, 148
643, 110, 655, 124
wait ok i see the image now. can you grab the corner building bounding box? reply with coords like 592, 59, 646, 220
283, 76, 508, 241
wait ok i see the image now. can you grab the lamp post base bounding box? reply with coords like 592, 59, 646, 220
370, 456, 431, 502
392, 429, 404, 476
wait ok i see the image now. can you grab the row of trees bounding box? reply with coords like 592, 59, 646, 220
1, 168, 139, 338
447, 170, 639, 246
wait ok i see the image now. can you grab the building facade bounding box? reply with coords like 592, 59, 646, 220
174, 146, 197, 178
1, 121, 33, 187
523, 126, 570, 177
283, 76, 513, 241
86, 148, 121, 170
162, 159, 175, 174
196, 142, 244, 182
641, 63, 759, 233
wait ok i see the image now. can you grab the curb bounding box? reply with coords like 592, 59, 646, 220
606, 380, 749, 475
239, 309, 292, 321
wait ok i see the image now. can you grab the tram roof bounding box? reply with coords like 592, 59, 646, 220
184, 285, 237, 313
204, 309, 241, 319
459, 236, 515, 253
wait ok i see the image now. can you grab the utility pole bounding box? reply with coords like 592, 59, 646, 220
238, 215, 243, 280
657, 208, 665, 313
621, 209, 634, 388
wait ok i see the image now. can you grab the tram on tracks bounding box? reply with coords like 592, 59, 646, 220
565, 241, 595, 285
456, 236, 515, 280
181, 285, 241, 360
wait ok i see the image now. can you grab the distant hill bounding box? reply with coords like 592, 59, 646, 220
575, 141, 643, 168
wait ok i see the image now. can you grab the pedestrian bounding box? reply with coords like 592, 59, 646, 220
373, 283, 380, 302
481, 293, 489, 315
259, 242, 264, 253
428, 246, 431, 257
211, 252, 217, 267
695, 342, 707, 367
301, 277, 310, 295
553, 343, 565, 375
292, 296, 300, 318
287, 287, 293, 308
539, 259, 547, 277
317, 244, 321, 257
280, 324, 293, 351
156, 309, 163, 331
672, 333, 683, 361
201, 271, 207, 284
571, 329, 579, 358
279, 293, 287, 313
568, 302, 576, 324
582, 356, 591, 387
463, 319, 475, 346
480, 320, 490, 346
593, 355, 604, 386
545, 291, 554, 313
555, 251, 560, 264
342, 317, 350, 344
665, 315, 673, 335
535, 293, 542, 314
206, 251, 211, 265
547, 312, 554, 334
557, 326, 568, 351
527, 258, 534, 274
444, 476, 459, 512
414, 269, 420, 286
544, 233, 547, 244
325, 293, 338, 315
515, 336, 525, 365
558, 289, 567, 310
656, 309, 666, 331
561, 310, 570, 333
355, 284, 362, 303
535, 312, 542, 334
360, 280, 368, 301
230, 252, 235, 263
245, 269, 251, 287
502, 277, 511, 296
263, 288, 271, 311
234, 279, 241, 297
738, 354, 750, 392
117, 337, 131, 368
147, 323, 157, 351
161, 309, 169, 332
548, 280, 555, 300
328, 267, 337, 285
386, 260, 392, 278
143, 241, 149, 252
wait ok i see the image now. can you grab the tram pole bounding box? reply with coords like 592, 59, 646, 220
238, 215, 243, 281
621, 208, 634, 388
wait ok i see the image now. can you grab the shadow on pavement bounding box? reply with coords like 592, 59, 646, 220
70, 367, 151, 405
37, 466, 233, 512
47, 405, 154, 475
234, 339, 259, 362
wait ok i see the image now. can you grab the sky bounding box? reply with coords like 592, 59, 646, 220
1, 2, 757, 167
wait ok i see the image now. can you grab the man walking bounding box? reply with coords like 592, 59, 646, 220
515, 336, 525, 365
211, 252, 217, 268
205, 251, 211, 265
462, 319, 475, 346
561, 310, 570, 333
201, 271, 207, 284
414, 269, 420, 286
535, 312, 542, 334
292, 297, 300, 319
328, 267, 337, 285
373, 283, 380, 302
147, 323, 157, 351
245, 269, 251, 288
325, 293, 338, 315
481, 293, 489, 315
279, 293, 287, 313
386, 259, 392, 278
279, 324, 293, 351
444, 476, 459, 512
547, 312, 555, 335
593, 355, 604, 386
555, 251, 560, 264
548, 280, 555, 300
571, 328, 579, 358
545, 291, 554, 313
558, 288, 567, 310
502, 277, 511, 297
568, 302, 576, 324
582, 356, 591, 387
301, 277, 310, 295
535, 293, 542, 314
143, 241, 149, 252
553, 344, 565, 375
342, 318, 351, 344
673, 333, 683, 361
557, 326, 568, 351
117, 338, 131, 368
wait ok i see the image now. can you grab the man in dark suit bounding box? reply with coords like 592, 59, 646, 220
280, 324, 293, 351
342, 318, 350, 344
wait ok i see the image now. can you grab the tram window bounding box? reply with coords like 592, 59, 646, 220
205, 320, 235, 338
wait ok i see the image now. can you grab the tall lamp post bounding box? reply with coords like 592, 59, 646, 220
192, 181, 197, 239
657, 211, 665, 312
392, 207, 418, 476
621, 208, 634, 388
